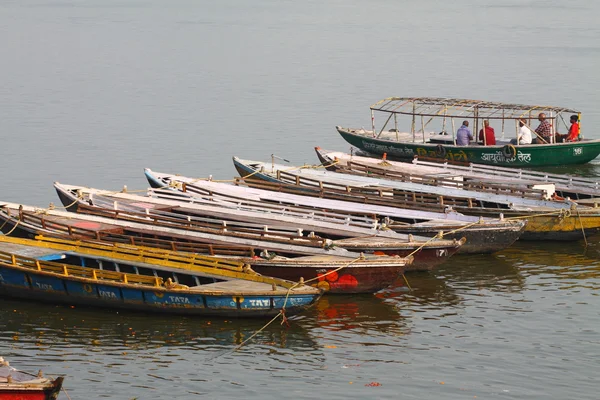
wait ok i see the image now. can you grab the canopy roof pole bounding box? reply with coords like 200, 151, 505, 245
475, 107, 481, 145
371, 109, 375, 137
442, 107, 447, 134
421, 115, 426, 143
378, 112, 394, 138
411, 102, 416, 141
550, 111, 555, 142
394, 113, 398, 141
451, 117, 456, 145
501, 109, 505, 140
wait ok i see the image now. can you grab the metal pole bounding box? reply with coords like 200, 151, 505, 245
371, 109, 375, 137
451, 118, 456, 145
421, 116, 426, 143
394, 113, 398, 141
411, 102, 416, 142
501, 110, 505, 140
550, 111, 554, 143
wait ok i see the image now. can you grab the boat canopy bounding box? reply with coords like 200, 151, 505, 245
370, 97, 580, 120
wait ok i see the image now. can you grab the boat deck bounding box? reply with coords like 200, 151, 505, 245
0, 241, 67, 259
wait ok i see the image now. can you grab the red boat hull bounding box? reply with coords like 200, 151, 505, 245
0, 376, 63, 400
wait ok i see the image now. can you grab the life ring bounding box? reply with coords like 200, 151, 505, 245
435, 144, 447, 158
502, 144, 517, 158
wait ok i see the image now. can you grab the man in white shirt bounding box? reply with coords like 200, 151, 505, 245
511, 119, 532, 145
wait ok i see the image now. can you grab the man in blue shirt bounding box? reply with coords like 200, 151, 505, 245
456, 120, 472, 145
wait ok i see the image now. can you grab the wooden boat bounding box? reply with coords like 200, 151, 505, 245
55, 182, 464, 271
231, 157, 600, 241
315, 147, 600, 200
145, 168, 526, 253
0, 357, 63, 400
0, 235, 322, 317
0, 203, 413, 294
336, 97, 600, 167
233, 157, 575, 210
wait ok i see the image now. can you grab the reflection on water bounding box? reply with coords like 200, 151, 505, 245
309, 292, 409, 335
497, 240, 600, 290
0, 299, 317, 354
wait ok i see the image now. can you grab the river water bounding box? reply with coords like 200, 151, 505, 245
1, 1, 600, 399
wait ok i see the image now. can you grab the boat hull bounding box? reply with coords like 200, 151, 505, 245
337, 128, 600, 167
0, 263, 318, 318
455, 208, 600, 240
395, 224, 524, 254
233, 158, 527, 253
249, 262, 403, 293
0, 378, 63, 400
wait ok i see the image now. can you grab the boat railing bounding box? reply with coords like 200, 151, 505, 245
85, 194, 316, 237
74, 204, 330, 249
0, 248, 165, 288
150, 186, 382, 229
412, 159, 600, 191
0, 234, 314, 290
344, 161, 551, 200
237, 170, 512, 211
235, 177, 497, 218
1, 206, 258, 257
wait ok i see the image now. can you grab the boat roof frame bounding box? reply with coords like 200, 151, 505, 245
370, 97, 580, 120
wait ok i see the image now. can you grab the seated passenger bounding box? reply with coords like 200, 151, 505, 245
456, 120, 473, 146
566, 114, 580, 142
510, 119, 532, 145
534, 113, 552, 144
478, 120, 496, 145
555, 115, 580, 143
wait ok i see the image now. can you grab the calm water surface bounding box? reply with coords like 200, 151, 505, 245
1, 1, 600, 399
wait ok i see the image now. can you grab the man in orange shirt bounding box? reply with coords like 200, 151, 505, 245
566, 115, 580, 142
478, 120, 496, 145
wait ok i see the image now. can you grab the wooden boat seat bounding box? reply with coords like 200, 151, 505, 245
195, 279, 277, 292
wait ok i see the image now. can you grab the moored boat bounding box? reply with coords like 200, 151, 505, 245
0, 357, 63, 400
315, 147, 600, 200
55, 182, 463, 271
232, 157, 600, 241
0, 203, 413, 294
0, 235, 322, 317
145, 167, 526, 253
336, 97, 600, 167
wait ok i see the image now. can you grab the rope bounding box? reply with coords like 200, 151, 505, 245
2, 218, 20, 236
232, 254, 362, 353
503, 208, 570, 221
576, 208, 588, 247
62, 384, 72, 400
401, 273, 412, 290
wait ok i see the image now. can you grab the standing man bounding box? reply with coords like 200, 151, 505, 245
478, 120, 496, 145
456, 120, 473, 145
534, 113, 552, 143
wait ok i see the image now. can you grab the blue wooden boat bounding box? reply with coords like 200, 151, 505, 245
0, 203, 413, 294
0, 235, 322, 318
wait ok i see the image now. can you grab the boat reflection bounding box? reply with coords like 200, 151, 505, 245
301, 291, 411, 337
0, 299, 317, 353
496, 240, 600, 286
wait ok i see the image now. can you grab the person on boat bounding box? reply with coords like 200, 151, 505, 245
478, 120, 496, 145
534, 113, 552, 144
555, 115, 581, 142
566, 114, 580, 142
510, 119, 532, 145
456, 120, 473, 145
